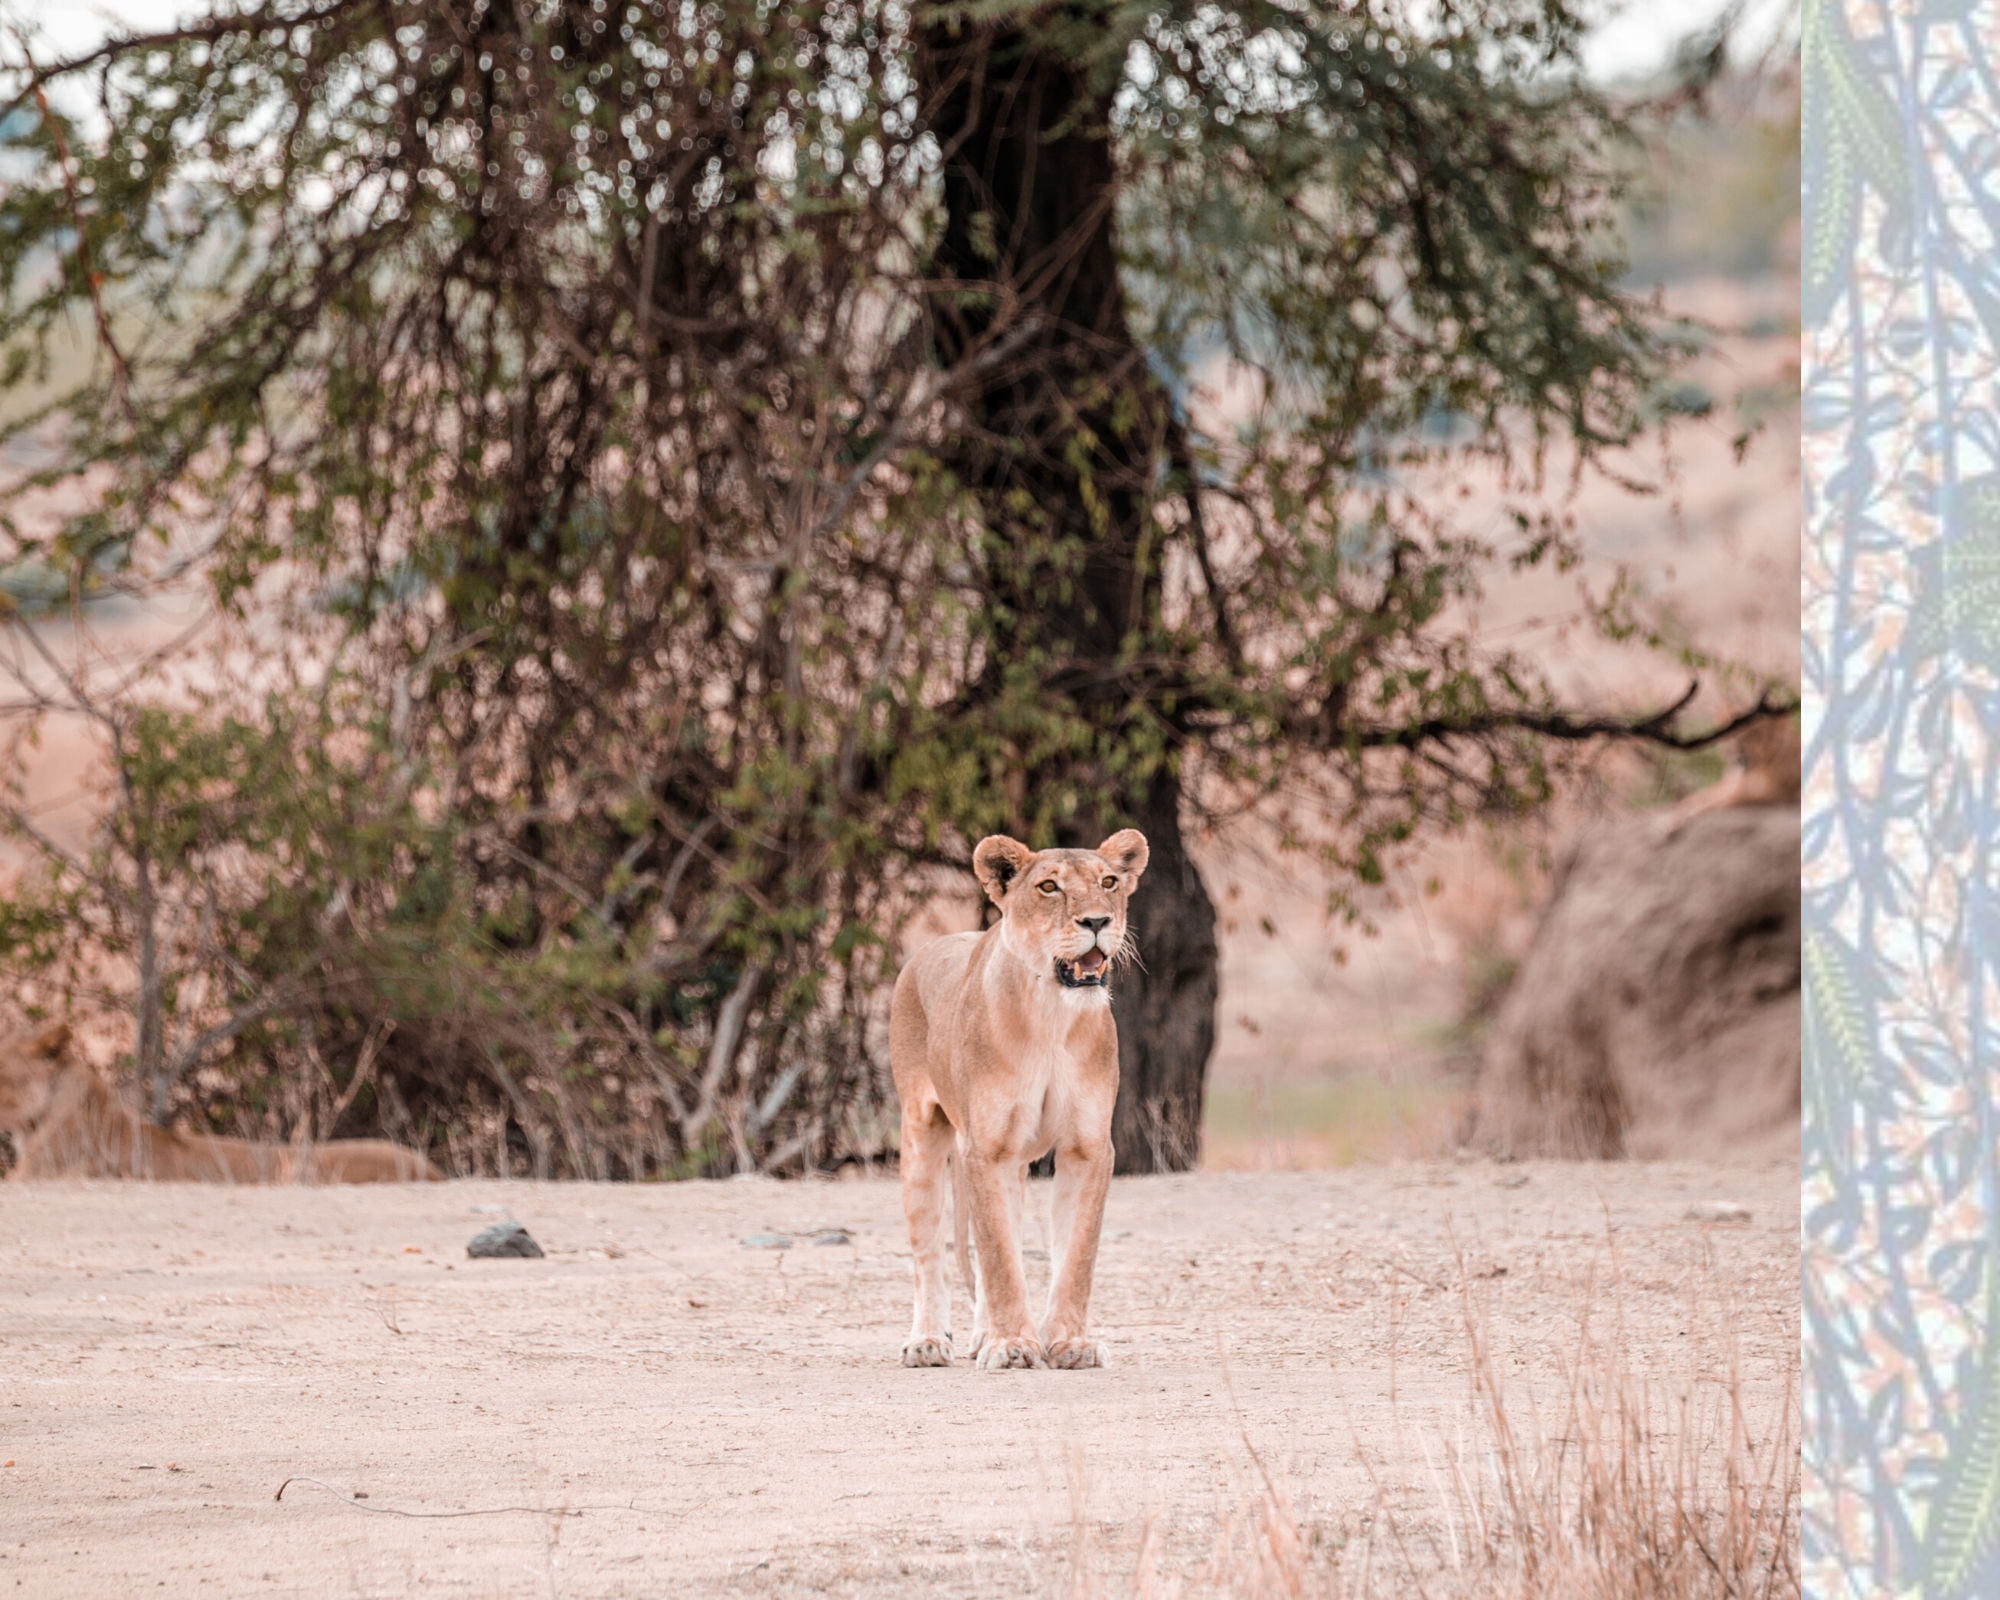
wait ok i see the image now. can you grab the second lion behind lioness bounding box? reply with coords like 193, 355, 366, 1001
0, 1022, 441, 1182
890, 829, 1148, 1372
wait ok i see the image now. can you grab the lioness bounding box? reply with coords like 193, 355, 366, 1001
0, 1022, 441, 1182
891, 829, 1147, 1371
1661, 714, 1801, 837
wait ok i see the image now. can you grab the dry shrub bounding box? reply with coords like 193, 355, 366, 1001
1055, 1397, 1313, 1600
1439, 1262, 1800, 1600
1066, 1255, 1799, 1600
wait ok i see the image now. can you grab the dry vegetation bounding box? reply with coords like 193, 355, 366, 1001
1060, 1263, 1798, 1600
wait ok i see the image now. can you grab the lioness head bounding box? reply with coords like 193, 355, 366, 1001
973, 831, 1149, 991
0, 1020, 72, 1134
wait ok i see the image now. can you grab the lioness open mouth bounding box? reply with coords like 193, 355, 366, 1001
1056, 949, 1110, 988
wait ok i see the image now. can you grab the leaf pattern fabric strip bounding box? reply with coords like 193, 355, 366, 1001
1802, 1, 2000, 1596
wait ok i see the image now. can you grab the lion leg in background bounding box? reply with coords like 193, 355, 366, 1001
1660, 768, 1753, 837
962, 1149, 1046, 1371
1040, 1134, 1114, 1368
898, 1103, 958, 1367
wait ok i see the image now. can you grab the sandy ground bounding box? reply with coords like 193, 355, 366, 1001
1, 1160, 1798, 1598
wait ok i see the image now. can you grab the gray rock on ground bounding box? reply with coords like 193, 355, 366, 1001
467, 1222, 545, 1258
1475, 806, 1800, 1161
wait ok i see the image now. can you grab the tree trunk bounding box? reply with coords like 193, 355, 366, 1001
918, 17, 1219, 1171
132, 840, 168, 1124
1107, 775, 1218, 1173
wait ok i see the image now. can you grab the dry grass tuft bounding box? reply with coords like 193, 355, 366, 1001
1068, 1253, 1799, 1600
1437, 1257, 1800, 1600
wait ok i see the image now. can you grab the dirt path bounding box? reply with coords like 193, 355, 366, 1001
0, 1159, 1797, 1597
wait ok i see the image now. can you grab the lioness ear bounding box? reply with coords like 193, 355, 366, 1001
1097, 829, 1149, 882
26, 1020, 69, 1059
973, 836, 1036, 907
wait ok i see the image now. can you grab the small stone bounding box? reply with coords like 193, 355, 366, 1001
1496, 1173, 1530, 1189
467, 1222, 545, 1258
1685, 1201, 1751, 1225
812, 1231, 851, 1247
470, 1204, 510, 1216
742, 1233, 791, 1249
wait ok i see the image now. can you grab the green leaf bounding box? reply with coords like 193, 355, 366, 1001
1801, 924, 1872, 1158
1927, 1290, 2000, 1600
1908, 479, 2000, 670
1802, 0, 1910, 326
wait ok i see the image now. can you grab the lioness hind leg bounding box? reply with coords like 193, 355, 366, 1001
963, 1141, 989, 1358
898, 1103, 957, 1367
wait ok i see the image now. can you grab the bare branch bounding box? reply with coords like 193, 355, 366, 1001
1346, 682, 1795, 753
1167, 415, 1243, 672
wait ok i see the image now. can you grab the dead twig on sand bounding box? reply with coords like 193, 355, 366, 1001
272, 1476, 637, 1519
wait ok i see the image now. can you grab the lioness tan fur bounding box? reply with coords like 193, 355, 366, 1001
1662, 715, 1800, 836
0, 1022, 441, 1183
890, 829, 1147, 1371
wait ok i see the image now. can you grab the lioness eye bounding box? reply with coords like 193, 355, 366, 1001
1101, 877, 1117, 890
1037, 880, 1060, 894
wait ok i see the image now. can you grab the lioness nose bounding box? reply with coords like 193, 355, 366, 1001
1078, 915, 1111, 933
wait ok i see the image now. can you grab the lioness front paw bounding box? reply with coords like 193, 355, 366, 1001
1043, 1337, 1104, 1369
975, 1334, 1048, 1372
900, 1334, 954, 1367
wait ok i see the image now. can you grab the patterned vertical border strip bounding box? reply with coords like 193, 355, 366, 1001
1802, 0, 2000, 1595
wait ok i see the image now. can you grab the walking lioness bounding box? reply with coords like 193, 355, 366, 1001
0, 1021, 441, 1182
891, 830, 1147, 1371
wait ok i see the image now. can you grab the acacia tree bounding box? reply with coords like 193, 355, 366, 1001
889, 2, 1778, 1164
0, 0, 1778, 1173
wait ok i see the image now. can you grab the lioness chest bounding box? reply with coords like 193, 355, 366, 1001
1013, 1020, 1111, 1154
949, 958, 1115, 1149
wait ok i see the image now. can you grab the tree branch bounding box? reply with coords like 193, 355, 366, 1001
798, 313, 1046, 555
0, 2, 359, 122
1167, 415, 1243, 673
1346, 681, 1795, 753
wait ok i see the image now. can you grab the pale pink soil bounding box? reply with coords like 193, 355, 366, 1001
1, 1161, 1797, 1597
